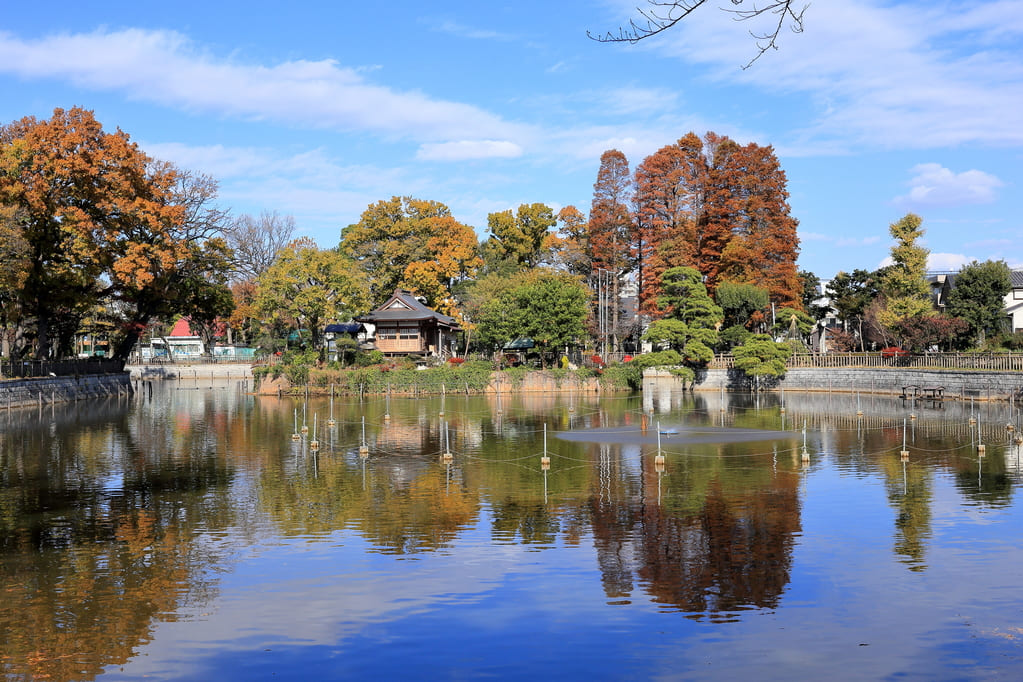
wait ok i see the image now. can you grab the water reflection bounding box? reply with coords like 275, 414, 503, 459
2, 380, 1022, 679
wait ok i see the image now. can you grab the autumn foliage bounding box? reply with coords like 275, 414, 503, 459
0, 107, 234, 359
631, 131, 801, 316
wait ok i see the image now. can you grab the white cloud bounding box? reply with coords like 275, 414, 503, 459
880, 252, 974, 271
895, 163, 1004, 207
927, 253, 974, 271
835, 235, 883, 248
428, 19, 512, 41
646, 0, 1023, 150
0, 28, 529, 144
416, 140, 524, 161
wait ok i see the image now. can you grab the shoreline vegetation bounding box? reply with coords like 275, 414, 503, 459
253, 359, 640, 396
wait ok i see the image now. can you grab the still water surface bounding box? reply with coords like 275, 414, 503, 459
2, 380, 1023, 680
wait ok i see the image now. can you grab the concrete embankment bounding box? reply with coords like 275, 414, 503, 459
128, 363, 254, 380
647, 367, 1023, 401
0, 373, 132, 409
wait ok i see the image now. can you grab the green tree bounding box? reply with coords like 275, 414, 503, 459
771, 307, 815, 338
510, 270, 589, 366
826, 268, 883, 351
879, 213, 932, 331
715, 280, 769, 330
468, 269, 589, 367
945, 260, 1012, 347
799, 270, 830, 321
643, 318, 715, 364
658, 266, 723, 331
256, 239, 370, 352
732, 333, 792, 386
462, 272, 522, 350
484, 203, 557, 269
643, 265, 722, 370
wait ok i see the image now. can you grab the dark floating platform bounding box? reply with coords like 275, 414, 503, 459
556, 425, 799, 446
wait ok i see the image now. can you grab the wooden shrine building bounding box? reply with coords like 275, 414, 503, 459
356, 289, 461, 357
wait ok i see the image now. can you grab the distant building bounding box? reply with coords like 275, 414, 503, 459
931, 269, 1023, 333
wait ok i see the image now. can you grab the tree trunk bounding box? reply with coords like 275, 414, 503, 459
113, 327, 143, 362
611, 272, 620, 353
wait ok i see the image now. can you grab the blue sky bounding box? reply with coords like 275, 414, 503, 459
2, 0, 1021, 278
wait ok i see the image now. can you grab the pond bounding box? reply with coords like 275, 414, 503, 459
2, 379, 1023, 680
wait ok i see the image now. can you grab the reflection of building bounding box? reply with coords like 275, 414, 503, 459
356, 289, 461, 358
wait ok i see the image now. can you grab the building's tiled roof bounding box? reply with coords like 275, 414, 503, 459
1011, 270, 1023, 289
325, 323, 364, 333
356, 289, 460, 328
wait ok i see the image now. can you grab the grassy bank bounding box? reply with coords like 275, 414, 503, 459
253, 358, 639, 395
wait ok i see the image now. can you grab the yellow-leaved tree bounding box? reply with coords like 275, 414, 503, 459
340, 197, 481, 310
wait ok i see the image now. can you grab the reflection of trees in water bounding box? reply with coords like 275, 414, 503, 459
638, 481, 800, 615
491, 501, 559, 545
589, 464, 801, 617
0, 397, 229, 680
881, 457, 932, 572
1, 510, 217, 681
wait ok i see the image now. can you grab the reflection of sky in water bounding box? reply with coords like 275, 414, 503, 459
5, 381, 1023, 680
103, 463, 1023, 681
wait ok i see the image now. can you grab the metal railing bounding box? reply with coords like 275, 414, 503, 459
127, 354, 263, 366
0, 358, 125, 379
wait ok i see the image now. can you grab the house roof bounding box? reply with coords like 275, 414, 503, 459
355, 289, 460, 329
325, 322, 364, 334
503, 337, 534, 350
1012, 270, 1023, 289
168, 317, 197, 337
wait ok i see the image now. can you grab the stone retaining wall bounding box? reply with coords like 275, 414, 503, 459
0, 373, 132, 409
646, 367, 1023, 400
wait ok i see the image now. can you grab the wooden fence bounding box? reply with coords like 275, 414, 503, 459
708, 352, 1023, 372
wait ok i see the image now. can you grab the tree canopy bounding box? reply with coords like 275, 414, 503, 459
340, 197, 480, 309
878, 213, 933, 333
0, 106, 235, 360
465, 269, 589, 366
484, 203, 558, 270
945, 260, 1011, 347
256, 238, 370, 350
632, 132, 801, 315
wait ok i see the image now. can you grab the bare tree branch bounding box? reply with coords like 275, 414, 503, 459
225, 211, 296, 282
588, 1, 809, 68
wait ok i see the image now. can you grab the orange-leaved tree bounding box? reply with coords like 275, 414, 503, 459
340, 197, 481, 307
590, 149, 635, 350
0, 107, 234, 360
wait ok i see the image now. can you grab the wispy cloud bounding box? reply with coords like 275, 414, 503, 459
927, 253, 974, 271
835, 236, 883, 248
0, 28, 530, 144
140, 141, 415, 240
427, 19, 513, 41
647, 0, 1023, 151
416, 140, 523, 161
895, 163, 1005, 207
